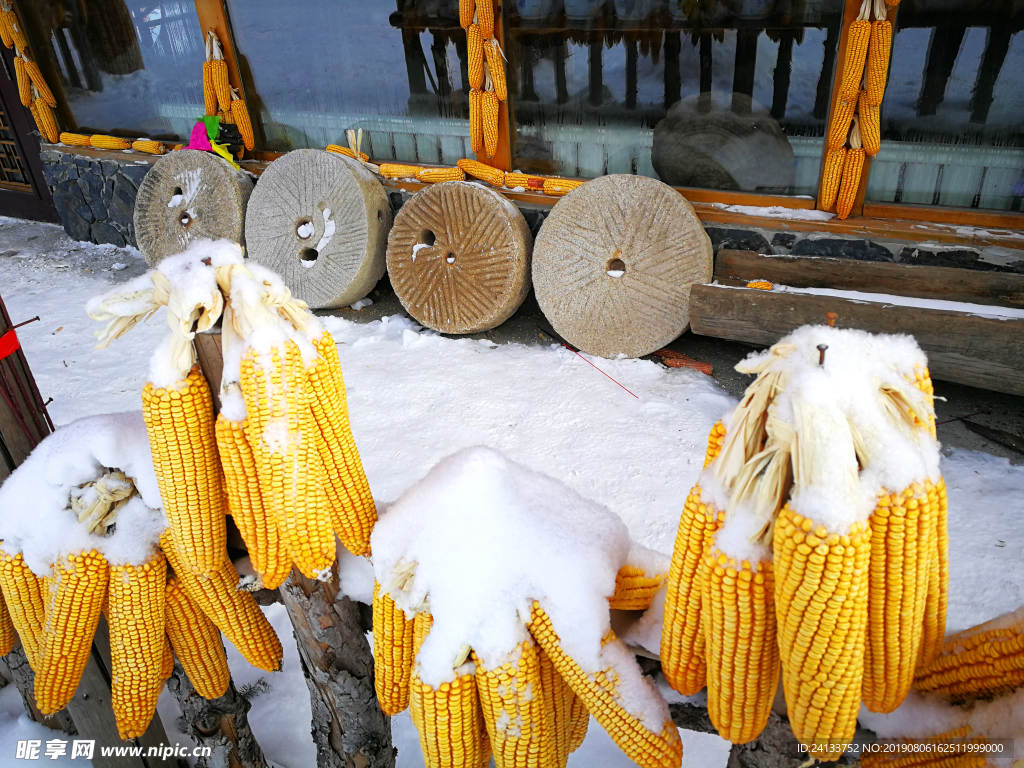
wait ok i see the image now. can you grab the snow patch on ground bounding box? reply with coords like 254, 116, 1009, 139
711, 203, 836, 221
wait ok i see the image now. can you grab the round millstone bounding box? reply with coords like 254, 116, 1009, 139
245, 149, 392, 310
134, 149, 252, 266
532, 174, 713, 358
386, 181, 532, 334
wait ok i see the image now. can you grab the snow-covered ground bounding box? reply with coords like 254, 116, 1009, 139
1, 221, 1023, 764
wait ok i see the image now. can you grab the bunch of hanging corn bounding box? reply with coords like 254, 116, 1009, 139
201, 31, 253, 151
0, 4, 60, 145
463, 0, 504, 159
662, 326, 945, 754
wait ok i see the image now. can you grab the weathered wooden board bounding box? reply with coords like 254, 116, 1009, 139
688, 284, 1024, 396
714, 249, 1024, 308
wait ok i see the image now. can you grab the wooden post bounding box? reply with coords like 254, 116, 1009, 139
813, 23, 840, 120
732, 29, 759, 113
917, 23, 967, 117
588, 36, 603, 106
969, 26, 1011, 124
0, 647, 76, 734
664, 31, 681, 109
771, 32, 795, 120
279, 571, 395, 768
625, 37, 638, 109
699, 33, 713, 94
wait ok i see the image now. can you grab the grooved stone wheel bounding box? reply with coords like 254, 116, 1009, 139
532, 174, 713, 358
134, 149, 252, 265
386, 182, 532, 334
245, 149, 392, 310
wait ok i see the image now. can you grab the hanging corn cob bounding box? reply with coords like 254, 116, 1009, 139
458, 158, 505, 187
484, 39, 506, 102
460, 0, 475, 28
839, 0, 872, 100
859, 92, 881, 156
202, 32, 217, 117
482, 85, 500, 158
866, 18, 892, 106
230, 88, 254, 151
469, 89, 485, 155
373, 580, 416, 715
413, 660, 491, 768
14, 55, 29, 107
819, 147, 847, 211
836, 117, 865, 219
164, 577, 230, 700
607, 564, 664, 610
208, 32, 231, 113
0, 548, 46, 666
0, 588, 13, 656
24, 57, 55, 107
0, 10, 11, 48
31, 89, 59, 144
477, 0, 495, 39
468, 24, 484, 90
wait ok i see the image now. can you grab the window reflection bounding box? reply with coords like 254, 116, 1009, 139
21, 0, 205, 140
866, 0, 1024, 211
507, 0, 844, 195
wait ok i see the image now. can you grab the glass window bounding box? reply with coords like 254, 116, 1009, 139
20, 0, 206, 140
866, 3, 1024, 212
223, 0, 472, 161
506, 0, 845, 195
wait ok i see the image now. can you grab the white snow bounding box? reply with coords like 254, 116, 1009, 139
711, 203, 836, 221
410, 242, 430, 262
111, 263, 127, 271
296, 221, 315, 239
0, 685, 81, 766
350, 297, 373, 311
167, 194, 185, 208
313, 208, 335, 253
767, 283, 1024, 320
606, 269, 625, 278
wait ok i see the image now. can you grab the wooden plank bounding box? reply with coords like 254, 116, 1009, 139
193, 331, 224, 414
688, 284, 1024, 396
714, 250, 1024, 308
862, 201, 1024, 230
64, 651, 146, 768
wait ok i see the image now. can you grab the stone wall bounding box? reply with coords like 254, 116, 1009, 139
39, 148, 152, 249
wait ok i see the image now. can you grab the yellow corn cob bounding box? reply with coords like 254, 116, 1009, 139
608, 565, 664, 611
827, 95, 856, 151
413, 610, 432, 657
307, 331, 377, 557
915, 613, 1024, 702
326, 145, 370, 162
25, 60, 55, 107
477, 0, 494, 38
108, 552, 167, 739
59, 132, 91, 147
208, 59, 231, 113
866, 21, 892, 106
33, 99, 59, 144
819, 147, 847, 211
470, 89, 484, 155
530, 604, 683, 768
862, 483, 935, 714
160, 634, 174, 682
468, 24, 484, 91
202, 62, 217, 116
7, 12, 27, 51
661, 483, 723, 695
482, 90, 499, 158
379, 163, 426, 179
164, 577, 230, 700
373, 580, 415, 715
475, 637, 555, 768
836, 147, 865, 220
745, 280, 773, 291
840, 20, 870, 99
215, 414, 290, 589
131, 140, 166, 155
0, 11, 11, 48
458, 158, 505, 187
36, 549, 109, 714
568, 693, 588, 754
460, 0, 475, 28
142, 366, 226, 576
240, 342, 335, 578
919, 477, 948, 668
504, 172, 546, 191
0, 589, 14, 657
162, 532, 283, 672
543, 178, 584, 196
0, 548, 46, 667
910, 367, 937, 440
705, 420, 726, 468
218, 108, 234, 126
859, 92, 881, 156
14, 56, 29, 107
773, 507, 871, 760
90, 134, 132, 150
703, 549, 779, 744
416, 166, 466, 183
411, 666, 491, 768
538, 646, 575, 766
485, 40, 506, 101
231, 98, 254, 151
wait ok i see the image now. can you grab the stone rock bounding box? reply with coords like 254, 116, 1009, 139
706, 227, 773, 255
134, 150, 252, 265
108, 179, 136, 230
99, 160, 120, 178
771, 232, 798, 250
119, 164, 150, 187
39, 150, 62, 163
246, 149, 391, 309
790, 237, 893, 262
386, 181, 531, 334
90, 221, 125, 248
652, 92, 797, 194
897, 245, 1023, 272
52, 188, 93, 241
532, 174, 713, 358
41, 162, 62, 187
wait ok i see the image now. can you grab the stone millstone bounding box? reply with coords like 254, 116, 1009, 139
532, 174, 713, 358
386, 181, 532, 334
133, 149, 252, 265
245, 149, 392, 310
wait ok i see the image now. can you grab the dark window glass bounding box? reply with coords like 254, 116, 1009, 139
21, 0, 206, 140
506, 0, 845, 195
223, 0, 473, 161
865, 3, 1024, 211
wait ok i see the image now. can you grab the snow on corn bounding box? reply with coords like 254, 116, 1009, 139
660, 325, 944, 754
0, 412, 276, 738
86, 238, 378, 586
370, 446, 682, 768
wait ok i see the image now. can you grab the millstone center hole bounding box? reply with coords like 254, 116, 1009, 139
606, 258, 625, 277
300, 248, 318, 263
178, 211, 192, 228
445, 253, 456, 264
296, 218, 314, 240
172, 186, 183, 197
419, 229, 436, 247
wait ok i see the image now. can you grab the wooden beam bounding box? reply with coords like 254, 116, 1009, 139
713, 249, 1024, 308
688, 284, 1024, 395
861, 201, 1024, 230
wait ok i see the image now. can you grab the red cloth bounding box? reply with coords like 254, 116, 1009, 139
0, 329, 18, 360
